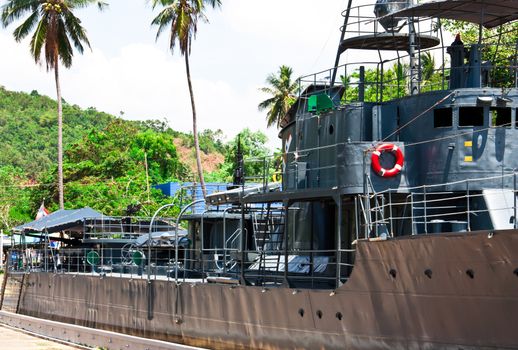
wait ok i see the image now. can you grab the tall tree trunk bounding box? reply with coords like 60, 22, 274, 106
55, 60, 64, 209
185, 54, 207, 199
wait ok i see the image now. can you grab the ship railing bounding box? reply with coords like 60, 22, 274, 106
217, 228, 241, 272
174, 183, 232, 213
7, 199, 353, 289
82, 215, 177, 240
240, 248, 356, 288
281, 141, 359, 190
4, 244, 356, 290
362, 172, 518, 238
297, 41, 517, 106
4, 246, 187, 281
341, 2, 439, 37
242, 154, 283, 191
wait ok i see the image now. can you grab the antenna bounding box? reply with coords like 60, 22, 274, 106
233, 134, 244, 186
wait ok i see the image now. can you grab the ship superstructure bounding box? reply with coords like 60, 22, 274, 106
2, 1, 518, 349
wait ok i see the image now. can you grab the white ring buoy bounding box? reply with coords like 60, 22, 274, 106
371, 143, 404, 177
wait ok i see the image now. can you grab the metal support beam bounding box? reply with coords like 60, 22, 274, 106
334, 195, 342, 288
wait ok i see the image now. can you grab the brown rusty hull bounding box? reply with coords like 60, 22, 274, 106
14, 230, 518, 349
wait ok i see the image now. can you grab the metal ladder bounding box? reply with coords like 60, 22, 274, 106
252, 204, 286, 282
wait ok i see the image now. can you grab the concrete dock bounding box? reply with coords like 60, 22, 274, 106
0, 324, 82, 350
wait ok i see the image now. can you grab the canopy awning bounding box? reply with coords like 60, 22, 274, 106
384, 0, 518, 29
13, 207, 106, 234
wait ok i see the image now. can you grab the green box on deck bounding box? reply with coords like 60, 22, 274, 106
308, 93, 334, 113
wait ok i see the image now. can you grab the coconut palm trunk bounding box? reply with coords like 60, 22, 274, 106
55, 58, 64, 209
151, 0, 221, 200
185, 54, 206, 198
2, 0, 107, 210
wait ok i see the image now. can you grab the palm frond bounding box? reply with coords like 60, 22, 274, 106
29, 17, 47, 64
151, 0, 220, 57
12, 8, 39, 41
5, 0, 102, 71
67, 0, 108, 11
259, 87, 275, 95
151, 0, 176, 10
57, 17, 74, 68
151, 6, 174, 41
203, 0, 221, 8
1, 0, 40, 27
62, 10, 91, 53
258, 65, 298, 129
258, 97, 276, 111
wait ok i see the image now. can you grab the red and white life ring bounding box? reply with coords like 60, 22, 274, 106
371, 143, 404, 177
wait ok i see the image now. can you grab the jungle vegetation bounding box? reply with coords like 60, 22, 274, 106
0, 86, 269, 233
1, 0, 108, 209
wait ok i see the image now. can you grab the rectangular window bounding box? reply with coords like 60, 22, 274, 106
433, 108, 452, 128
459, 107, 484, 127
490, 107, 511, 127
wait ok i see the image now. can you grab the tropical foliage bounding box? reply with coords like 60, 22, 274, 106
151, 0, 222, 199
210, 128, 272, 183
342, 63, 408, 103
340, 54, 447, 103
258, 65, 299, 128
0, 87, 265, 232
442, 20, 518, 88
0, 166, 32, 232
31, 119, 187, 216
1, 0, 108, 209
0, 86, 112, 176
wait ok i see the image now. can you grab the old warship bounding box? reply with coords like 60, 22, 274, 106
2, 0, 518, 349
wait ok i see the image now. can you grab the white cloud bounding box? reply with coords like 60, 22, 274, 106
0, 0, 352, 152
0, 32, 53, 94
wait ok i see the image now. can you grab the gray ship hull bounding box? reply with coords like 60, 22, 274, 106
4, 229, 518, 349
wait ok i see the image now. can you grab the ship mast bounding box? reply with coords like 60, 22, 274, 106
408, 0, 419, 95
330, 0, 353, 87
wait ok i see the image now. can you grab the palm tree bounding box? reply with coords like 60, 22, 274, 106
151, 0, 221, 199
1, 0, 107, 209
258, 65, 299, 129
421, 51, 436, 82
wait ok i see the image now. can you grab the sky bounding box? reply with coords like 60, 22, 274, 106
0, 0, 351, 149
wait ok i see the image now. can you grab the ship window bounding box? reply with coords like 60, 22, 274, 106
490, 107, 511, 127
459, 107, 484, 127
434, 108, 452, 128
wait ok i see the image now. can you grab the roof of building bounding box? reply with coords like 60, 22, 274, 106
12, 207, 106, 234
386, 0, 518, 29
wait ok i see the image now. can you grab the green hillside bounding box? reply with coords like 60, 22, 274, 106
0, 86, 114, 176
0, 86, 220, 230
0, 86, 270, 232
